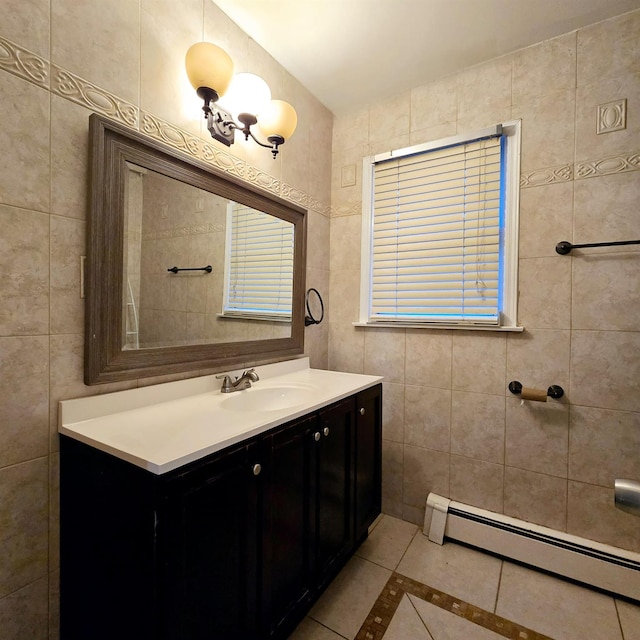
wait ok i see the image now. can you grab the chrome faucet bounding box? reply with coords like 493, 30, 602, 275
216, 369, 259, 393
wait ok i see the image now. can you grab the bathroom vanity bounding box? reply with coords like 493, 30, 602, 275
59, 359, 382, 639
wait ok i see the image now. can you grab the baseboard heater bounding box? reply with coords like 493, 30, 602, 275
424, 493, 640, 602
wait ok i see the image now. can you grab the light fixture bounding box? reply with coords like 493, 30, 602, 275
185, 42, 298, 158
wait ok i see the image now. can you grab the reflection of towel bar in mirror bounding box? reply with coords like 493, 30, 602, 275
167, 265, 212, 274
555, 239, 640, 254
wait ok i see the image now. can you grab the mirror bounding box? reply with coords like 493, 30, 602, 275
86, 114, 306, 384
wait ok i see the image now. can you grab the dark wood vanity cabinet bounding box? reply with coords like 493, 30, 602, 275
60, 385, 381, 640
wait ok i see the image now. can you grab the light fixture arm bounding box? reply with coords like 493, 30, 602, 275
203, 107, 284, 159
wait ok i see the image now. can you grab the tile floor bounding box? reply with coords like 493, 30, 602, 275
288, 515, 640, 640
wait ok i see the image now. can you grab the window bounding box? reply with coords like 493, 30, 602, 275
222, 202, 294, 321
358, 121, 521, 330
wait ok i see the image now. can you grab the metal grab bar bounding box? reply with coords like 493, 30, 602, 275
167, 265, 212, 274
556, 240, 640, 255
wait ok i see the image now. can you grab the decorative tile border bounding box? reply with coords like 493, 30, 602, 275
355, 571, 554, 640
575, 152, 640, 179
0, 36, 49, 89
140, 111, 199, 157
52, 65, 138, 127
520, 164, 573, 188
331, 202, 362, 217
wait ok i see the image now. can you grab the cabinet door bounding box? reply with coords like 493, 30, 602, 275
354, 384, 382, 543
314, 398, 355, 589
162, 441, 261, 640
261, 415, 316, 638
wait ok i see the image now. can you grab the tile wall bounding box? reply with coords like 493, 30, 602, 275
329, 10, 640, 551
0, 1, 332, 637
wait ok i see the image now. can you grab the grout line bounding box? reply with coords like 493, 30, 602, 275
406, 592, 435, 639
494, 559, 504, 614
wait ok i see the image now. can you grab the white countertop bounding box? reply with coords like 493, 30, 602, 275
59, 358, 382, 474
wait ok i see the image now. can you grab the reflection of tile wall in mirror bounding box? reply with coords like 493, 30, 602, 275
122, 164, 294, 349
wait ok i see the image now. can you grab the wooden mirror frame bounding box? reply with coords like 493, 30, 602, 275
85, 114, 307, 385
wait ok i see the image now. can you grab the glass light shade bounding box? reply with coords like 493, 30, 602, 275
258, 100, 298, 141
221, 73, 272, 120
185, 42, 234, 97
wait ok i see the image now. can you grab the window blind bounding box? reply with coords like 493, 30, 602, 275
225, 203, 294, 318
370, 134, 504, 324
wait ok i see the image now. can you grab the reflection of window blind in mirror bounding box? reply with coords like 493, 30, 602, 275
224, 203, 294, 319
370, 134, 503, 323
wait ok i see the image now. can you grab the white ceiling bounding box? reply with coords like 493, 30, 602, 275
212, 0, 640, 115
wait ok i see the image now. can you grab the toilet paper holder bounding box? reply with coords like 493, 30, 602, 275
508, 380, 564, 399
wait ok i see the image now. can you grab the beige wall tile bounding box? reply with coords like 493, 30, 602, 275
575, 73, 640, 162
568, 481, 640, 552
404, 385, 451, 452
50, 97, 91, 220
0, 458, 49, 599
405, 330, 452, 390
332, 107, 369, 155
305, 320, 329, 370
306, 211, 330, 271
328, 324, 364, 374
505, 396, 569, 477
382, 439, 404, 518
452, 331, 506, 395
0, 206, 49, 336
409, 121, 457, 147
369, 91, 410, 146
572, 251, 640, 331
0, 337, 49, 469
577, 10, 640, 87
0, 0, 50, 58
403, 445, 449, 509
364, 328, 406, 383
411, 75, 457, 133
456, 56, 512, 131
0, 577, 48, 640
517, 257, 571, 329
573, 172, 640, 247
515, 90, 576, 173
141, 0, 208, 136
0, 73, 50, 212
451, 391, 505, 463
450, 455, 504, 513
512, 32, 576, 103
382, 382, 404, 443
506, 329, 571, 396
49, 334, 137, 451
307, 105, 333, 206
569, 405, 640, 487
50, 216, 85, 336
330, 214, 362, 271
328, 269, 359, 325
51, 0, 140, 104
570, 330, 640, 412
518, 182, 573, 259
504, 466, 567, 531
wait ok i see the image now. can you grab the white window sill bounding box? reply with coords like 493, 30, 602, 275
352, 322, 524, 332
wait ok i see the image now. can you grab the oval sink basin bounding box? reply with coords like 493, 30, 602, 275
220, 384, 318, 412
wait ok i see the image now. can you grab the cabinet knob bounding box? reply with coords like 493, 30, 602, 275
314, 432, 321, 442
360, 407, 365, 415
252, 463, 262, 476
323, 427, 330, 437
